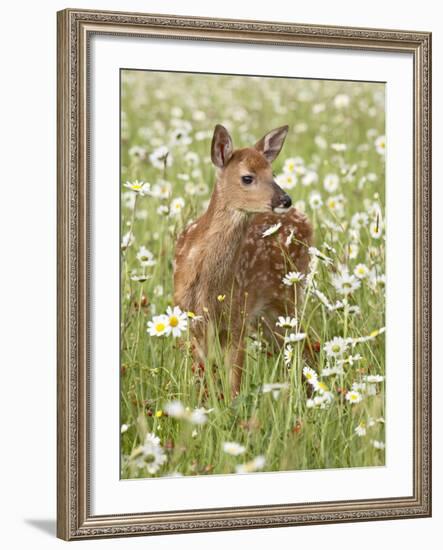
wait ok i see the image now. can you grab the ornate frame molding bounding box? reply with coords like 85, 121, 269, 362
57, 8, 431, 540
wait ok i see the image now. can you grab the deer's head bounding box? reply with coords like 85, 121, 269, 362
210, 124, 292, 214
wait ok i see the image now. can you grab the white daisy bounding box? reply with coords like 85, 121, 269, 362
149, 146, 173, 169
121, 231, 134, 251
189, 408, 208, 425
262, 383, 289, 399
314, 135, 328, 150
312, 394, 333, 409
123, 179, 150, 195
154, 285, 164, 297
308, 246, 333, 265
351, 382, 367, 392
276, 316, 297, 330
285, 229, 295, 247
276, 172, 297, 190
371, 440, 386, 449
283, 157, 301, 174
170, 197, 185, 216
136, 246, 156, 267
195, 182, 209, 195
345, 390, 363, 404
185, 150, 200, 165
324, 242, 337, 254
354, 263, 369, 279
121, 424, 129, 434
313, 289, 332, 309
334, 94, 350, 108
369, 219, 383, 239
223, 442, 246, 456
151, 180, 172, 199
282, 271, 305, 286
302, 170, 318, 187
324, 336, 349, 358
331, 143, 347, 152
326, 195, 345, 216
364, 374, 385, 383
337, 354, 362, 367
374, 135, 386, 156
262, 222, 282, 238
303, 366, 319, 387
128, 145, 147, 160
235, 456, 266, 474
137, 434, 167, 474
312, 103, 325, 114
348, 242, 359, 260
355, 422, 367, 437
331, 270, 361, 295
184, 182, 197, 195
130, 271, 150, 283
309, 191, 323, 210
157, 205, 169, 216
321, 365, 344, 377
122, 191, 136, 209
147, 314, 169, 337
169, 127, 192, 147
351, 212, 369, 229
351, 327, 386, 343
284, 346, 294, 366
165, 306, 188, 337
323, 173, 340, 193
285, 332, 307, 343
164, 400, 186, 419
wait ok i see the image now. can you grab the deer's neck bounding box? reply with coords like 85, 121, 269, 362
190, 186, 250, 312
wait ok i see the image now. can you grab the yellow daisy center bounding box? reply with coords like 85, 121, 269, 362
169, 316, 179, 327
332, 344, 341, 353
155, 322, 165, 332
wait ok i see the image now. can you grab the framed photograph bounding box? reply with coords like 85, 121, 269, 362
57, 8, 432, 540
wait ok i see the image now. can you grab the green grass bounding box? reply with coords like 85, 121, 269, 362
120, 70, 386, 478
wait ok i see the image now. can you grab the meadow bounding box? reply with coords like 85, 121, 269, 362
120, 70, 386, 478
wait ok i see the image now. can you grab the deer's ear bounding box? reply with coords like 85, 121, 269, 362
255, 125, 289, 162
211, 124, 233, 168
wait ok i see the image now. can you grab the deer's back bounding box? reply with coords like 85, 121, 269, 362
237, 207, 313, 325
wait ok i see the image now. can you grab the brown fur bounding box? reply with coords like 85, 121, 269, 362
173, 125, 313, 395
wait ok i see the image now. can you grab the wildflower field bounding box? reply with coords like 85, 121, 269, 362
120, 70, 386, 478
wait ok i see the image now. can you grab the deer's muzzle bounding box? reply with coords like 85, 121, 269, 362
271, 181, 292, 212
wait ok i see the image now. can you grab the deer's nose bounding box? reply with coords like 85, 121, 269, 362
281, 194, 292, 209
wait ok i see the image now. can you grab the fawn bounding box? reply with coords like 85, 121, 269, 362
174, 124, 313, 396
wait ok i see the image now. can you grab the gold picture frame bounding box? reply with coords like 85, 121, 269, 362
57, 8, 432, 540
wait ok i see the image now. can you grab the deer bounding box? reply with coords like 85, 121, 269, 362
174, 124, 313, 396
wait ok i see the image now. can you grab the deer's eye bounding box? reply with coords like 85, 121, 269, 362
241, 175, 254, 185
